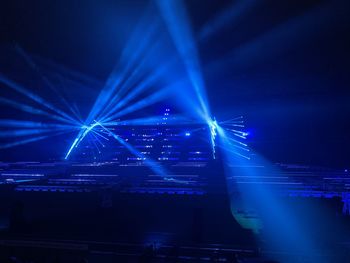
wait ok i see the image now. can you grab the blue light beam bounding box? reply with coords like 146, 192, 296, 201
157, 0, 211, 122
15, 44, 82, 122
0, 97, 79, 125
98, 123, 167, 176
0, 74, 79, 125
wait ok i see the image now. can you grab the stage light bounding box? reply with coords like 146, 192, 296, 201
185, 132, 191, 136
208, 118, 218, 159
64, 121, 102, 160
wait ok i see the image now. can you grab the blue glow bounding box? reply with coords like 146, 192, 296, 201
64, 138, 79, 160
185, 132, 191, 136
101, 85, 174, 123
103, 115, 191, 127
208, 118, 218, 159
0, 130, 70, 149
97, 32, 163, 120
0, 128, 67, 138
64, 121, 101, 159
15, 45, 83, 122
0, 96, 77, 125
156, 0, 211, 123
0, 74, 79, 125
81, 18, 161, 127
98, 123, 167, 176
0, 119, 77, 129
198, 0, 256, 40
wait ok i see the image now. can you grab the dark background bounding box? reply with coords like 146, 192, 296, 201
0, 0, 349, 167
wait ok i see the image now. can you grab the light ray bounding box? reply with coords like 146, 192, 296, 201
0, 119, 77, 129
198, 0, 257, 40
103, 114, 193, 127
101, 85, 174, 123
157, 0, 211, 121
0, 127, 71, 138
98, 123, 167, 176
99, 58, 177, 121
0, 74, 79, 125
98, 38, 165, 120
0, 130, 71, 149
15, 44, 81, 121
83, 20, 160, 126
0, 97, 78, 125
64, 121, 101, 160
91, 129, 109, 141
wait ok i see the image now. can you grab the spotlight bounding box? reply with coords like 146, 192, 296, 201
185, 132, 191, 136
208, 118, 218, 159
64, 121, 102, 160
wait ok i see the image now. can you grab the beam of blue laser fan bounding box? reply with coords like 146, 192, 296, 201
90, 130, 106, 147
101, 59, 206, 124
85, 135, 98, 159
64, 122, 101, 159
221, 122, 245, 126
97, 32, 166, 115
91, 129, 109, 141
228, 132, 247, 140
225, 124, 245, 128
157, 0, 210, 121
89, 132, 101, 153
15, 44, 82, 122
207, 1, 335, 77
0, 127, 71, 138
72, 102, 84, 123
216, 127, 250, 160
221, 119, 244, 123
77, 123, 100, 145
0, 130, 71, 149
99, 55, 180, 122
98, 130, 111, 136
64, 137, 80, 160
227, 143, 250, 152
102, 115, 193, 127
101, 85, 174, 123
226, 129, 248, 136
56, 75, 85, 123
226, 137, 248, 147
219, 116, 244, 124
98, 38, 164, 120
0, 74, 78, 125
98, 123, 167, 176
84, 21, 160, 126
220, 150, 323, 262
32, 54, 103, 88
0, 119, 78, 129
0, 97, 78, 125
219, 146, 251, 160
198, 0, 257, 40
221, 138, 249, 151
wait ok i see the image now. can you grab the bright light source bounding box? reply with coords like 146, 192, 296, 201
208, 118, 218, 159
185, 132, 191, 136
